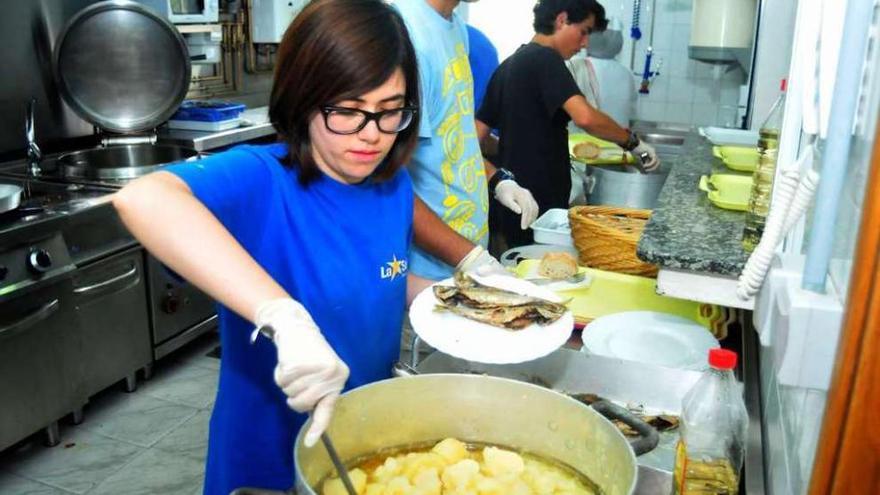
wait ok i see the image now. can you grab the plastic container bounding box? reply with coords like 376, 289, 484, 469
742, 79, 786, 252
699, 126, 759, 147
168, 100, 247, 131
530, 208, 575, 247
673, 348, 748, 494
698, 174, 753, 211
712, 145, 759, 172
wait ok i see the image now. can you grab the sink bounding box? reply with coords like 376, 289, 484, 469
640, 133, 686, 147
629, 123, 691, 156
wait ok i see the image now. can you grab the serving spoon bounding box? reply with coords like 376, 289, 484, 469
321, 432, 357, 495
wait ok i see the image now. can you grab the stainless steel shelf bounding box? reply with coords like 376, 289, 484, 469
156, 106, 275, 152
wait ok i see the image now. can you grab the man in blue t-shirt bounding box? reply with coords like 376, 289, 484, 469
466, 24, 499, 112
395, 0, 540, 294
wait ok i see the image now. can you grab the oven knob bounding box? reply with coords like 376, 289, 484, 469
27, 249, 52, 274
162, 293, 181, 314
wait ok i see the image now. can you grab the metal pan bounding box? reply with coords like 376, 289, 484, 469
0, 184, 23, 214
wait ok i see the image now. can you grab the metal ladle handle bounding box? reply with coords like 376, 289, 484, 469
320, 432, 357, 495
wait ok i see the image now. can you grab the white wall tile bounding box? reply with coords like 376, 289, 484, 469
635, 100, 665, 122
691, 103, 718, 126
692, 79, 720, 104
665, 102, 694, 124
666, 77, 692, 103
652, 23, 676, 51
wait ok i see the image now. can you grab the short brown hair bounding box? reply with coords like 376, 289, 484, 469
270, 0, 420, 185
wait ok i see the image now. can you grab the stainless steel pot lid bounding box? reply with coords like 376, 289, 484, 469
53, 0, 191, 134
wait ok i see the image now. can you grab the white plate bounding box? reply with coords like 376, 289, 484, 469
580, 311, 719, 370
409, 274, 575, 364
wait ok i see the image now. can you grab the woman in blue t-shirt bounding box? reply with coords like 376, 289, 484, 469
113, 1, 427, 493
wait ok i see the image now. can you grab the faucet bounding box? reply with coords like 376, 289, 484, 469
26, 98, 42, 177
638, 46, 661, 94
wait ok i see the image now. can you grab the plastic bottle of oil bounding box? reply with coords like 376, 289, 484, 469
672, 349, 748, 495
742, 79, 787, 252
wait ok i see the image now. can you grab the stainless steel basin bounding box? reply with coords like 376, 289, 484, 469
639, 133, 686, 147
630, 123, 691, 156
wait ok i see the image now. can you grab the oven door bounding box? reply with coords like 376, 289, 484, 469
0, 277, 81, 451
145, 254, 216, 358
72, 247, 152, 397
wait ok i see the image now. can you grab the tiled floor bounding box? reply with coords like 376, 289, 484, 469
0, 333, 220, 495
0, 323, 427, 495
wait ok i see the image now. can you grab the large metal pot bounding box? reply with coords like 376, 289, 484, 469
58, 144, 198, 180
583, 163, 671, 210
292, 374, 638, 495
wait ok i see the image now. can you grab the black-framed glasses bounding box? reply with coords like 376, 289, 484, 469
320, 105, 418, 135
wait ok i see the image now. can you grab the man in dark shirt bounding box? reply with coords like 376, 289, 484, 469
476, 0, 659, 250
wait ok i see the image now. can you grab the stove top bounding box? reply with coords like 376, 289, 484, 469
0, 172, 115, 236
0, 156, 133, 190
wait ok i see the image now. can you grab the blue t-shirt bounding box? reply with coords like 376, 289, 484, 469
467, 24, 499, 113
166, 143, 412, 494
395, 0, 489, 280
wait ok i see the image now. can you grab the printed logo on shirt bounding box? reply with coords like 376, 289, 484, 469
437, 42, 489, 245
380, 254, 408, 280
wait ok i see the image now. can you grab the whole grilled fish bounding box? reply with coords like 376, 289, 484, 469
433, 272, 567, 330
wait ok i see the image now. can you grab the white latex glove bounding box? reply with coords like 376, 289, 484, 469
631, 141, 660, 172
254, 298, 349, 448
456, 245, 509, 277
494, 179, 540, 229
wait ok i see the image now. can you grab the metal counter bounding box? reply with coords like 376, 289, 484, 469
156, 106, 276, 152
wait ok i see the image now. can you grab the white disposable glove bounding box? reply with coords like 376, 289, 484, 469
456, 245, 509, 277
254, 298, 349, 448
630, 141, 660, 172
494, 180, 540, 229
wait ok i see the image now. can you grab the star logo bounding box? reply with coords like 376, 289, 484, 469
380, 254, 408, 280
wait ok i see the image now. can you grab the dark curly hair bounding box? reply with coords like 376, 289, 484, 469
533, 0, 609, 35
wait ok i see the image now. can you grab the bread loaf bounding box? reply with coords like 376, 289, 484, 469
573, 141, 601, 160
538, 252, 578, 279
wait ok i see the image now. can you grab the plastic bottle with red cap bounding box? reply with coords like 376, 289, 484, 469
673, 348, 749, 494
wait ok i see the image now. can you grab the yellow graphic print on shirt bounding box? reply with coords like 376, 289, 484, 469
437, 43, 489, 244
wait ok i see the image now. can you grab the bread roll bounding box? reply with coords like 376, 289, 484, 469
538, 252, 578, 279
573, 141, 601, 160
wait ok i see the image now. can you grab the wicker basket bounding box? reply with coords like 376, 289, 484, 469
568, 206, 658, 277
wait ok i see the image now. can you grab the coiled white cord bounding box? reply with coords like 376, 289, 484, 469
737, 168, 820, 300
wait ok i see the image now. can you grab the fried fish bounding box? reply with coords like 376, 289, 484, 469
433, 272, 567, 330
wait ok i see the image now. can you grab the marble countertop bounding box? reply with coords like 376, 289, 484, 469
636, 133, 751, 277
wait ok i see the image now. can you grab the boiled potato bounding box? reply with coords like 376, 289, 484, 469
440, 459, 480, 489
385, 475, 413, 495
431, 438, 469, 464
373, 457, 403, 484
481, 446, 525, 477
401, 452, 448, 482
412, 467, 442, 495
323, 468, 367, 495
343, 438, 595, 495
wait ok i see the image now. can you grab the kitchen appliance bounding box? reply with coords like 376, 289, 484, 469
133, 0, 219, 24
293, 374, 639, 495
0, 177, 153, 451
689, 0, 757, 69
250, 0, 308, 43
583, 163, 671, 210
53, 1, 198, 181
